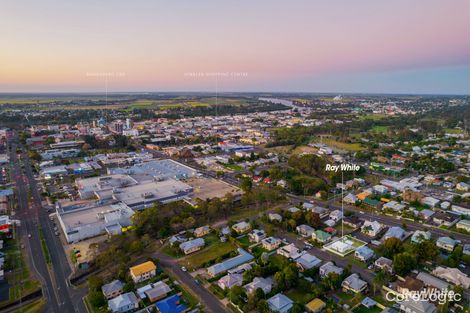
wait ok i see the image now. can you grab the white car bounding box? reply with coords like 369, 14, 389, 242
181, 266, 187, 272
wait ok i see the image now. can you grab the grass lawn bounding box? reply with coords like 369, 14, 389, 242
286, 288, 316, 304
223, 164, 244, 172
443, 128, 464, 134
16, 298, 46, 313
269, 254, 290, 270
236, 236, 251, 248
179, 241, 236, 270
358, 113, 388, 121
370, 126, 389, 134
321, 138, 365, 151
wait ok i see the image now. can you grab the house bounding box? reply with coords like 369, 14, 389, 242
343, 193, 358, 205
399, 299, 436, 313
411, 230, 431, 244
421, 196, 440, 208
383, 201, 406, 212
373, 185, 389, 195
361, 220, 384, 237
374, 257, 394, 275
329, 210, 343, 222
288, 207, 300, 214
267, 293, 294, 313
244, 277, 273, 295
432, 212, 457, 227
268, 213, 282, 223
108, 292, 139, 313
383, 226, 406, 241
155, 294, 187, 313
311, 206, 329, 218
436, 236, 458, 252
277, 243, 302, 260
456, 219, 470, 232
342, 273, 368, 294
343, 216, 362, 229
302, 202, 314, 210
207, 248, 254, 277
145, 281, 172, 303
296, 224, 315, 238
261, 237, 282, 251
432, 266, 470, 289
179, 238, 205, 255
312, 230, 332, 243
319, 261, 343, 278
356, 191, 372, 201
249, 229, 266, 243
102, 280, 124, 300
296, 252, 322, 271
218, 273, 243, 290
464, 243, 470, 255
305, 298, 326, 313
169, 234, 187, 246
129, 261, 156, 283
363, 198, 383, 210
396, 276, 424, 295
193, 225, 210, 237
456, 182, 470, 192
354, 246, 375, 262
416, 272, 449, 290
232, 221, 251, 234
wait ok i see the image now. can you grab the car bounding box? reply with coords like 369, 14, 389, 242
28, 234, 31, 238
194, 279, 201, 285
181, 266, 187, 272
54, 231, 59, 236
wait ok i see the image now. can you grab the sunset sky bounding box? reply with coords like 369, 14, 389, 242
1, 0, 470, 94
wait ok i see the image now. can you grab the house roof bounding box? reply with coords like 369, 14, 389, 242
156, 294, 187, 313
267, 293, 294, 312
102, 280, 124, 296
306, 298, 326, 312
108, 292, 138, 312
207, 248, 254, 276
145, 281, 171, 300
179, 238, 204, 251
129, 261, 156, 277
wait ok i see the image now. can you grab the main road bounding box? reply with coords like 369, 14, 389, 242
7, 132, 87, 313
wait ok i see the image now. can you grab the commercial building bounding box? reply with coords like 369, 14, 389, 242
56, 201, 134, 243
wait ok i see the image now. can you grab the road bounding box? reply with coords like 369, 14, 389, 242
155, 252, 230, 313
7, 132, 87, 313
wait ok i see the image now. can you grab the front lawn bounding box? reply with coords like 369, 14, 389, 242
179, 241, 236, 270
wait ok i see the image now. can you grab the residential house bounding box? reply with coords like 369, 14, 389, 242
261, 237, 282, 251
244, 277, 273, 295
312, 230, 332, 243
296, 224, 315, 238
342, 273, 368, 294
207, 248, 254, 277
374, 257, 394, 275
296, 252, 322, 271
362, 198, 383, 210
432, 266, 470, 289
108, 292, 139, 313
329, 210, 343, 222
193, 225, 210, 237
319, 261, 344, 278
218, 273, 243, 290
232, 221, 251, 234
383, 201, 406, 212
456, 219, 470, 232
267, 293, 294, 313
383, 226, 406, 241
311, 206, 329, 218
145, 281, 172, 303
399, 299, 436, 313
179, 238, 205, 255
361, 220, 384, 237
416, 272, 449, 290
421, 196, 440, 208
343, 216, 362, 229
277, 243, 302, 260
456, 182, 470, 192
436, 236, 458, 252
343, 193, 358, 205
305, 298, 326, 313
249, 229, 266, 243
411, 230, 431, 244
102, 280, 124, 300
354, 246, 375, 262
129, 261, 156, 284
432, 212, 457, 227
396, 276, 424, 295
268, 213, 282, 223
155, 294, 187, 313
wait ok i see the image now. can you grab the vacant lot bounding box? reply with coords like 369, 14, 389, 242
179, 241, 236, 270
186, 177, 242, 203
321, 138, 365, 152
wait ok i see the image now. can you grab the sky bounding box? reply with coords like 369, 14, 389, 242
1, 0, 470, 94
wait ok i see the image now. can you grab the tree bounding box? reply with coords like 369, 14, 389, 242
412, 240, 439, 262
240, 177, 253, 192
393, 252, 417, 276
380, 237, 404, 258
229, 285, 246, 306
321, 272, 341, 291
88, 290, 106, 307
372, 270, 389, 295
305, 211, 321, 228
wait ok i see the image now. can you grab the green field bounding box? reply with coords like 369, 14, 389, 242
179, 241, 236, 270
370, 125, 389, 134
443, 128, 464, 134
321, 138, 366, 151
